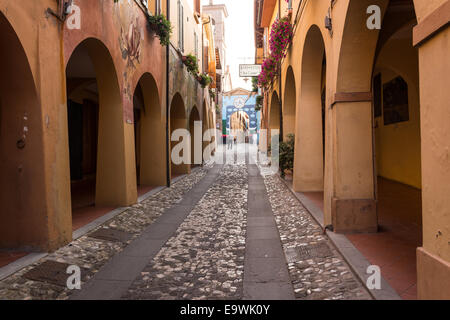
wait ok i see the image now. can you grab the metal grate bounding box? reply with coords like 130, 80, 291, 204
23, 260, 88, 287
285, 242, 333, 263
88, 228, 133, 243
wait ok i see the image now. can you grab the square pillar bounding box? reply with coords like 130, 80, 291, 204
327, 99, 377, 233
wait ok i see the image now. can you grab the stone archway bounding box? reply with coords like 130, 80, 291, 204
283, 66, 296, 140
66, 38, 133, 231
293, 25, 326, 194
269, 91, 281, 137
133, 73, 166, 191
170, 93, 188, 177
189, 106, 201, 168
0, 12, 48, 250
331, 0, 444, 300
340, 0, 425, 300
328, 0, 392, 233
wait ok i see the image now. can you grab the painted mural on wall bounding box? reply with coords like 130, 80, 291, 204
112, 2, 145, 119
168, 46, 202, 114
222, 95, 259, 134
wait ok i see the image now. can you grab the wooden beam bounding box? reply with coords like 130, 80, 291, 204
332, 92, 373, 107
413, 0, 450, 47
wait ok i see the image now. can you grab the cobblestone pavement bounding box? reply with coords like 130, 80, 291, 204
259, 165, 372, 300
0, 147, 372, 300
0, 166, 209, 300
123, 164, 248, 300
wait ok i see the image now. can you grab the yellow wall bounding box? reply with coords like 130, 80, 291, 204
374, 35, 421, 189
170, 0, 202, 63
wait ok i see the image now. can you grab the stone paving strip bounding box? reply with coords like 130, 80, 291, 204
243, 164, 295, 300
123, 164, 248, 300
259, 165, 373, 300
0, 166, 210, 300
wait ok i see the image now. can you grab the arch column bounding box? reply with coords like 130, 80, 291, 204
328, 95, 377, 233
269, 92, 281, 136
0, 12, 54, 250
189, 106, 201, 167
134, 73, 166, 187
324, 0, 390, 233
82, 39, 137, 207
282, 67, 296, 140
170, 93, 189, 177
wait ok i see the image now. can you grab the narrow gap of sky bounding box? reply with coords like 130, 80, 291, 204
200, 0, 256, 90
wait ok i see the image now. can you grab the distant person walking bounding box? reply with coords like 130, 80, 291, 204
227, 134, 233, 150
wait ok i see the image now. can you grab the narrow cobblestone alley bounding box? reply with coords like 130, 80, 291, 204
0, 146, 371, 300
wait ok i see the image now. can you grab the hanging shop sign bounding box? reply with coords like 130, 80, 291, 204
239, 64, 262, 77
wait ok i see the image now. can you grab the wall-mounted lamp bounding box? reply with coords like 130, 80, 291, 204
47, 0, 73, 22
325, 15, 332, 30
64, 0, 73, 15
325, 8, 333, 36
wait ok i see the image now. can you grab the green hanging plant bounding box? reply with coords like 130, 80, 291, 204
182, 54, 199, 75
147, 14, 172, 47
197, 73, 213, 88
252, 77, 259, 92
255, 95, 263, 111
209, 88, 216, 101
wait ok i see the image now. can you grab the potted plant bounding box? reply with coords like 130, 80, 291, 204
147, 14, 172, 46
279, 134, 295, 178
209, 88, 216, 101
182, 54, 199, 75
255, 95, 263, 111
198, 73, 213, 88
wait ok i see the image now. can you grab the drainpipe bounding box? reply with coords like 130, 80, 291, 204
278, 0, 283, 142
166, 0, 171, 187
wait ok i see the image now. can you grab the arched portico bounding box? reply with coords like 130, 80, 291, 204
189, 106, 201, 168
0, 12, 49, 250
170, 93, 189, 177
293, 25, 326, 194
283, 66, 296, 140
327, 0, 391, 233
269, 91, 281, 137
133, 72, 166, 192
66, 38, 135, 231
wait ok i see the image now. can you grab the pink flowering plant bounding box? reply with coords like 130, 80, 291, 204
269, 16, 293, 61
258, 55, 278, 88
258, 16, 293, 88
147, 14, 172, 46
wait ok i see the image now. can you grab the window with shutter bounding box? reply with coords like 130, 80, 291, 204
194, 32, 198, 58
178, 0, 184, 52
155, 0, 161, 14
181, 4, 184, 51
